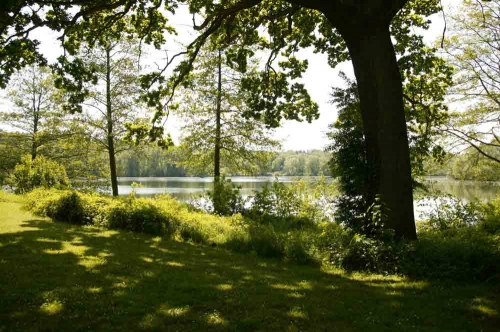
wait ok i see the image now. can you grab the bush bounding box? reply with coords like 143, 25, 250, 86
248, 178, 336, 228
480, 194, 500, 234
49, 191, 86, 224
401, 229, 500, 281
209, 177, 245, 216
22, 188, 500, 281
106, 198, 171, 235
22, 189, 321, 264
418, 193, 482, 232
7, 155, 69, 194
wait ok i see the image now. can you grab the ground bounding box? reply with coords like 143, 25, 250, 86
0, 201, 499, 331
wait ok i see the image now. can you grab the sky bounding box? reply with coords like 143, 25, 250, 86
1, 0, 455, 151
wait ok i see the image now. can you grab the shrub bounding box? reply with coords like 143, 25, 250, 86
247, 225, 284, 258
209, 177, 245, 216
24, 188, 66, 217
106, 198, 170, 235
7, 155, 69, 194
480, 194, 500, 235
49, 191, 86, 224
283, 233, 316, 265
401, 229, 500, 281
23, 188, 499, 281
418, 193, 482, 232
248, 178, 335, 228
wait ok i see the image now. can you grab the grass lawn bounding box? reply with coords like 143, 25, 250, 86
0, 201, 499, 331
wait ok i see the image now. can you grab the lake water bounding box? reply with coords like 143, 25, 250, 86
118, 176, 500, 202
117, 176, 324, 200
424, 176, 500, 202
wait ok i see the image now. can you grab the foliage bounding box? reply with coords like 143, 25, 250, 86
326, 74, 372, 235
418, 192, 482, 232
116, 147, 331, 177
7, 155, 69, 194
249, 178, 336, 228
0, 65, 70, 160
449, 146, 500, 181
269, 150, 331, 176
106, 199, 170, 235
22, 189, 306, 263
117, 145, 186, 177
480, 194, 500, 235
175, 47, 280, 177
442, 0, 500, 163
402, 228, 500, 281
0, 131, 30, 185
208, 177, 245, 216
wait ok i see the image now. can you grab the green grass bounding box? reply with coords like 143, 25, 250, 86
1, 201, 499, 331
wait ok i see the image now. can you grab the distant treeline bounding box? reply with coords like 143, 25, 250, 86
116, 147, 331, 177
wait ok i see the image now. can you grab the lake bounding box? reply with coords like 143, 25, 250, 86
118, 176, 500, 202
117, 176, 325, 200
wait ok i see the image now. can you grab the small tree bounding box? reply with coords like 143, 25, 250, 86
72, 34, 145, 196
176, 47, 280, 214
1, 65, 64, 160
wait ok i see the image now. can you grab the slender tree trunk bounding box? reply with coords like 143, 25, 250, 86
212, 49, 223, 213
214, 49, 222, 180
31, 115, 38, 160
31, 72, 38, 160
338, 23, 417, 240
105, 46, 119, 197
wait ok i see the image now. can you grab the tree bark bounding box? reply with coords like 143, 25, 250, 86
214, 49, 222, 180
335, 22, 417, 240
31, 114, 38, 160
105, 46, 119, 197
31, 71, 38, 160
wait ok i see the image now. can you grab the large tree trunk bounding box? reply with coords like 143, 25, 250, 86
106, 47, 119, 197
336, 23, 417, 240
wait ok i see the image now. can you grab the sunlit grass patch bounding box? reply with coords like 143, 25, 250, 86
40, 300, 63, 315
472, 297, 499, 317
157, 304, 190, 317
215, 283, 233, 291
288, 306, 308, 319
204, 310, 228, 326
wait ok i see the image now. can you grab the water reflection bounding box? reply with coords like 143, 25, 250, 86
118, 176, 500, 203
424, 176, 500, 202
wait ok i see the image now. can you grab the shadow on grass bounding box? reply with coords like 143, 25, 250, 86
0, 217, 499, 332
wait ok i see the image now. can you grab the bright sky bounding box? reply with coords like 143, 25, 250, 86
1, 0, 455, 151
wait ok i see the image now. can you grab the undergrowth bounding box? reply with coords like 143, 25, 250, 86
19, 188, 500, 282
